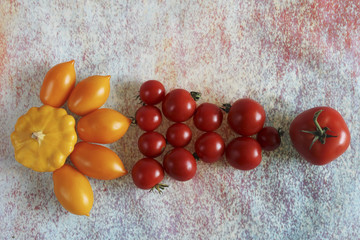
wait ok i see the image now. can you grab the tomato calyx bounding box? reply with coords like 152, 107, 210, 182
278, 128, 285, 137
301, 110, 338, 149
220, 103, 232, 113
192, 152, 200, 161
150, 183, 169, 194
190, 91, 201, 101
129, 116, 137, 125
135, 95, 146, 106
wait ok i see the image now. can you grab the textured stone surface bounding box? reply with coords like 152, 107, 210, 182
1, 0, 359, 239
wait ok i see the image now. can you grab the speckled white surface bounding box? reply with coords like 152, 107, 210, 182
1, 1, 359, 239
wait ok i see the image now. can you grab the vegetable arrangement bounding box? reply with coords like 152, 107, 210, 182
11, 61, 130, 216
11, 61, 351, 215
132, 80, 351, 192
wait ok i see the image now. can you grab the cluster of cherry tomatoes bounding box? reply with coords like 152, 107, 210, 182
131, 80, 282, 192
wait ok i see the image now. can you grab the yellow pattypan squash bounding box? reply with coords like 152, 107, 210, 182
11, 105, 77, 172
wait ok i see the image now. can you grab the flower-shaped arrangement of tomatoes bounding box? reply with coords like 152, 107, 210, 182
11, 60, 131, 216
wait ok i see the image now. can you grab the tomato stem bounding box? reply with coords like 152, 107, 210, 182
135, 95, 146, 105
220, 103, 231, 113
190, 91, 201, 101
129, 116, 137, 125
193, 152, 200, 161
150, 183, 169, 194
301, 110, 337, 149
277, 128, 285, 137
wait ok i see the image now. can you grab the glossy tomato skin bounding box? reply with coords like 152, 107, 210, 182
256, 127, 281, 151
135, 105, 162, 131
40, 60, 76, 108
289, 107, 350, 165
139, 80, 165, 105
53, 164, 93, 216
162, 89, 196, 122
138, 132, 166, 158
68, 75, 110, 116
166, 123, 192, 147
195, 132, 225, 163
163, 148, 197, 181
132, 158, 164, 189
226, 137, 262, 170
77, 108, 131, 144
193, 103, 223, 132
227, 98, 266, 136
70, 142, 127, 180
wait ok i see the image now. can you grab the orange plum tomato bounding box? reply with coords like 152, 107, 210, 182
77, 108, 131, 144
40, 60, 76, 107
67, 75, 111, 116
53, 164, 94, 216
70, 142, 127, 180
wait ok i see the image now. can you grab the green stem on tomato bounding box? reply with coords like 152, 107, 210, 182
301, 110, 337, 150
193, 152, 200, 161
220, 103, 232, 113
190, 91, 201, 101
150, 183, 169, 194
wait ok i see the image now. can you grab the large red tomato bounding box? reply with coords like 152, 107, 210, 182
289, 107, 350, 165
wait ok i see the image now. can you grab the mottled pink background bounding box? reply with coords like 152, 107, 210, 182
1, 1, 359, 239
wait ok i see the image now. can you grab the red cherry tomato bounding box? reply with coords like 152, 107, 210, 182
163, 148, 197, 181
139, 80, 165, 105
193, 103, 223, 132
289, 107, 350, 165
162, 89, 197, 122
138, 132, 166, 158
195, 132, 225, 163
135, 105, 162, 131
132, 158, 165, 190
227, 98, 266, 136
166, 123, 192, 147
226, 137, 262, 170
256, 127, 281, 151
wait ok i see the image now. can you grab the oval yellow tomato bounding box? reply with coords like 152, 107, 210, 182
53, 164, 94, 216
77, 108, 131, 144
70, 142, 127, 180
40, 60, 76, 107
67, 75, 111, 116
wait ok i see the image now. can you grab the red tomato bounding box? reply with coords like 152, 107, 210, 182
166, 123, 192, 147
163, 148, 197, 181
193, 103, 223, 132
227, 98, 266, 136
132, 158, 165, 190
289, 107, 350, 165
256, 127, 281, 151
138, 132, 166, 158
139, 80, 165, 105
162, 89, 197, 122
195, 132, 225, 163
135, 105, 162, 131
70, 142, 127, 180
226, 137, 262, 170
